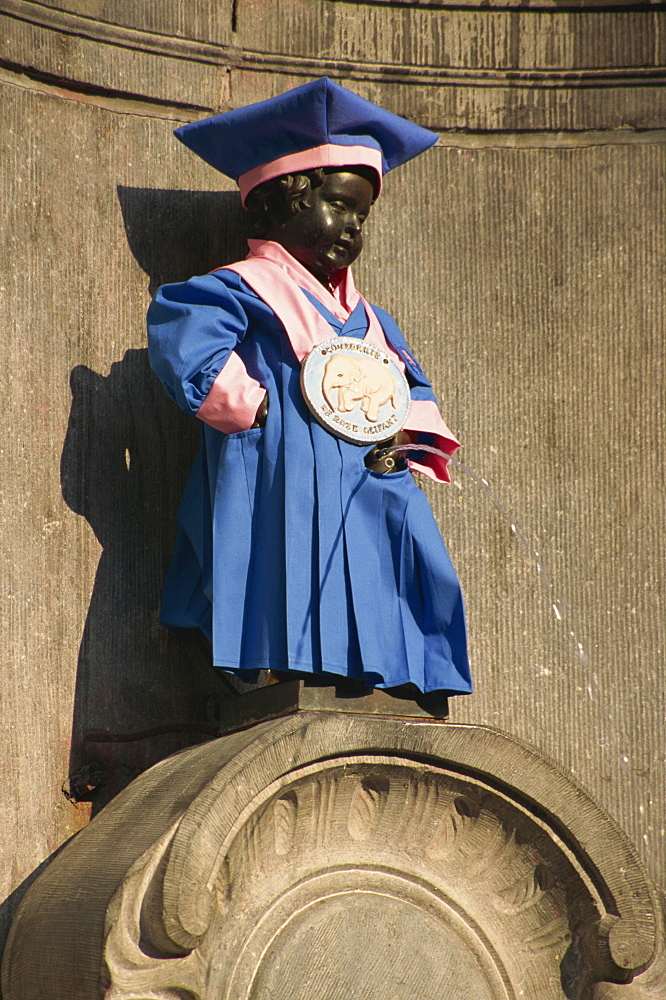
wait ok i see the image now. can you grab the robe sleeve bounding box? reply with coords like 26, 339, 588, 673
369, 304, 459, 484
402, 387, 459, 484
147, 272, 266, 435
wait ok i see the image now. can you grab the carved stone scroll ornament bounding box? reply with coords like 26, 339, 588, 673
2, 714, 664, 1000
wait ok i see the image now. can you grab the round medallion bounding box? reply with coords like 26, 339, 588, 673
301, 337, 410, 445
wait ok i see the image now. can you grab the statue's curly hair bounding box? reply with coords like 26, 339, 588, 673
245, 166, 378, 236
245, 169, 326, 236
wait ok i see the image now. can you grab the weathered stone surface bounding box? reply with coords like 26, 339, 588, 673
3, 1, 666, 128
2, 713, 664, 999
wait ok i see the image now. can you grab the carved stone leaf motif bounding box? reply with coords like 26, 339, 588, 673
239, 812, 263, 873
496, 863, 556, 915
214, 856, 231, 908
310, 775, 338, 846
347, 776, 389, 841
461, 817, 520, 881
425, 794, 480, 861
354, 773, 571, 969
94, 752, 660, 1000
6, 718, 662, 1000
274, 792, 298, 856
392, 775, 440, 850
522, 914, 571, 954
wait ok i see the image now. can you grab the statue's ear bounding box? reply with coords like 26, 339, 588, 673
261, 200, 292, 235
286, 188, 313, 218
265, 188, 305, 230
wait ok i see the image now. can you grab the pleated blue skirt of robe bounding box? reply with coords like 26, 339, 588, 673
148, 271, 471, 695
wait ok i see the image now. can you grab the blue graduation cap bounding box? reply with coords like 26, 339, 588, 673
174, 77, 438, 204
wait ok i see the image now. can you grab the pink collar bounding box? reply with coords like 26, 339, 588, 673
246, 240, 359, 321
219, 242, 404, 369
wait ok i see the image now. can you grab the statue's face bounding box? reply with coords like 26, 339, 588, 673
271, 170, 375, 283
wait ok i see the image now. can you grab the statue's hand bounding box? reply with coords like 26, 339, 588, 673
251, 392, 269, 428
365, 430, 410, 474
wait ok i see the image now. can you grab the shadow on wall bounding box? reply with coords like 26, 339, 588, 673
118, 185, 249, 295
60, 187, 251, 815
0, 839, 76, 982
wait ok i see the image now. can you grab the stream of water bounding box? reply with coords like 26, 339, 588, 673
380, 442, 592, 676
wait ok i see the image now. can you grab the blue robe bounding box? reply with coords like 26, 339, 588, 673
148, 267, 471, 694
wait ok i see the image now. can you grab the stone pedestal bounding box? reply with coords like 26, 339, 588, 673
2, 697, 663, 1000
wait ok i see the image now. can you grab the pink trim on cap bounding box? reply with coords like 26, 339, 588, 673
238, 144, 384, 205
197, 352, 266, 435
403, 399, 460, 484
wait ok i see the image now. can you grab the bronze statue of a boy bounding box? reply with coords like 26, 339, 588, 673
148, 77, 471, 699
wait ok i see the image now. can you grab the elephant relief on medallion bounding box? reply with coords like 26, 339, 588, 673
322, 352, 398, 422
